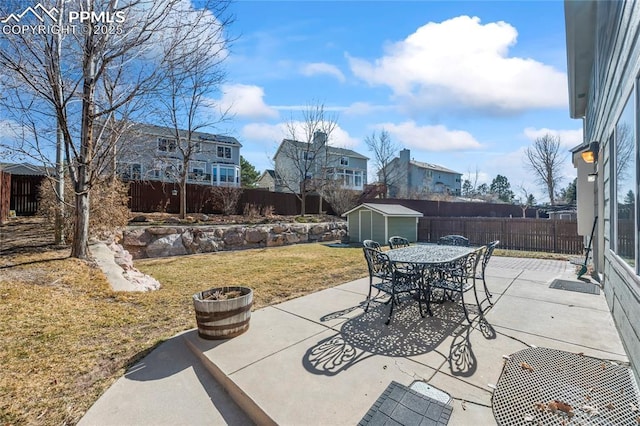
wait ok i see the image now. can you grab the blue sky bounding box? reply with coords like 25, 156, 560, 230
214, 0, 582, 202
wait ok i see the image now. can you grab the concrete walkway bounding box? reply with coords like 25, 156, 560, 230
79, 257, 628, 425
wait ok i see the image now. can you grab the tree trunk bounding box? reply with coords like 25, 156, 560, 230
300, 194, 306, 216
71, 184, 90, 259
180, 176, 187, 219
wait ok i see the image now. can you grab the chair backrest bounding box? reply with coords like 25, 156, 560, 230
482, 240, 500, 270
363, 240, 382, 250
438, 235, 469, 246
362, 247, 391, 278
388, 236, 410, 249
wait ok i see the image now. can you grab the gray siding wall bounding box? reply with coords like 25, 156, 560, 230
371, 212, 386, 244
348, 213, 360, 242
388, 218, 418, 243
585, 1, 640, 376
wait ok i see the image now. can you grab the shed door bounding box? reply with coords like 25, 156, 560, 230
360, 210, 372, 241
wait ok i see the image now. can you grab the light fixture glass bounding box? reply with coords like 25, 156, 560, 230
582, 151, 596, 163
587, 173, 597, 182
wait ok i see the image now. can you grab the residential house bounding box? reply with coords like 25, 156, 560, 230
272, 131, 368, 193
116, 123, 242, 187
256, 169, 276, 191
565, 1, 640, 376
381, 149, 462, 198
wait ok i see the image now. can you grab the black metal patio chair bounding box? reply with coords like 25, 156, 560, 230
363, 239, 382, 250
429, 246, 485, 323
476, 240, 499, 305
437, 235, 469, 246
362, 247, 423, 325
388, 236, 410, 249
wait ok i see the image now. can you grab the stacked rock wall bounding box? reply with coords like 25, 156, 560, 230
123, 222, 348, 259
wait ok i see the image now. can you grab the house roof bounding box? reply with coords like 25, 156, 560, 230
564, 0, 597, 119
409, 159, 461, 175
275, 139, 368, 161
342, 203, 424, 218
258, 169, 276, 180
0, 162, 51, 176
128, 122, 242, 147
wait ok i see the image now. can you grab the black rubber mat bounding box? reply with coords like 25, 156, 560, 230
359, 381, 452, 426
549, 279, 600, 295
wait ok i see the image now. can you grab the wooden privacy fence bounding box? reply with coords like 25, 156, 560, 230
128, 181, 330, 216
418, 217, 583, 254
0, 171, 9, 224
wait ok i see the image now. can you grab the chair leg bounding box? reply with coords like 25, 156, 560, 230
365, 278, 373, 312
459, 289, 472, 324
385, 292, 396, 325
482, 269, 493, 305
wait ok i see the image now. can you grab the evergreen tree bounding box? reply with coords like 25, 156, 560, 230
240, 156, 260, 188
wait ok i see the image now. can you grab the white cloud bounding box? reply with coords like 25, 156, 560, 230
377, 121, 482, 151
218, 84, 279, 120
300, 62, 346, 82
348, 15, 567, 114
241, 121, 359, 149
523, 127, 583, 148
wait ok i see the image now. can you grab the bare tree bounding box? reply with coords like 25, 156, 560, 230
364, 129, 399, 198
0, 0, 231, 259
274, 103, 338, 215
155, 3, 232, 219
517, 184, 536, 218
524, 134, 566, 205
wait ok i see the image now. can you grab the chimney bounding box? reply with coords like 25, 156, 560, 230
399, 148, 410, 164
313, 131, 327, 147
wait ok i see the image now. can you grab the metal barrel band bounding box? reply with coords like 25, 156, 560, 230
194, 303, 252, 321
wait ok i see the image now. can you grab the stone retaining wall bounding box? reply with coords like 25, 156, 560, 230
122, 221, 348, 259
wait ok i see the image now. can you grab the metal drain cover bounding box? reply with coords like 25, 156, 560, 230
493, 347, 639, 425
549, 279, 600, 295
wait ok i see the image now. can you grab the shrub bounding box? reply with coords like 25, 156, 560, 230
209, 186, 243, 215
38, 177, 130, 242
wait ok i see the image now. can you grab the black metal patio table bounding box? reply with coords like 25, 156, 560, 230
387, 244, 476, 316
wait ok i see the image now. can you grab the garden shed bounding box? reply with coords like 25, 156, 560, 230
343, 203, 423, 244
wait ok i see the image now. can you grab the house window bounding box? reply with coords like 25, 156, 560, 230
217, 146, 231, 159
189, 161, 207, 182
613, 91, 637, 270
334, 169, 363, 189
158, 138, 177, 153
340, 156, 349, 166
303, 152, 314, 161
220, 167, 235, 183
117, 163, 141, 180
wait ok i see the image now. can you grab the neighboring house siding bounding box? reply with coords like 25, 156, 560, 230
117, 124, 241, 187
383, 149, 461, 198
568, 1, 640, 376
273, 133, 368, 194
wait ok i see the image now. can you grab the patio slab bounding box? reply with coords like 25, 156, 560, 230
80, 256, 630, 426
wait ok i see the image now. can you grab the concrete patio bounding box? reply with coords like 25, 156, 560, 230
79, 256, 629, 425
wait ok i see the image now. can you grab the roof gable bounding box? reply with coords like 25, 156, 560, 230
342, 203, 423, 217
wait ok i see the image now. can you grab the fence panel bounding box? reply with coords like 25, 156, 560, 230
127, 182, 328, 216
418, 217, 582, 254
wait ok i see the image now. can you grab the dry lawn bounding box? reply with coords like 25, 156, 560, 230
0, 243, 366, 425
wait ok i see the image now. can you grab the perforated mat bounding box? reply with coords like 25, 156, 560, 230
492, 347, 639, 425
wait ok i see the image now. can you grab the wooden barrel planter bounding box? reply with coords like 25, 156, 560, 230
193, 286, 253, 340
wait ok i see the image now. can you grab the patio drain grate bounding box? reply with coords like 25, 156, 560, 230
492, 347, 639, 425
359, 381, 452, 426
549, 279, 600, 295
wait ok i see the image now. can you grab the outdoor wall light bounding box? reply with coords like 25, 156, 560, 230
587, 172, 598, 182
581, 141, 600, 163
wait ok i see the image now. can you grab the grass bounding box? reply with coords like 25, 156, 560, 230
0, 243, 367, 425
0, 242, 574, 425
